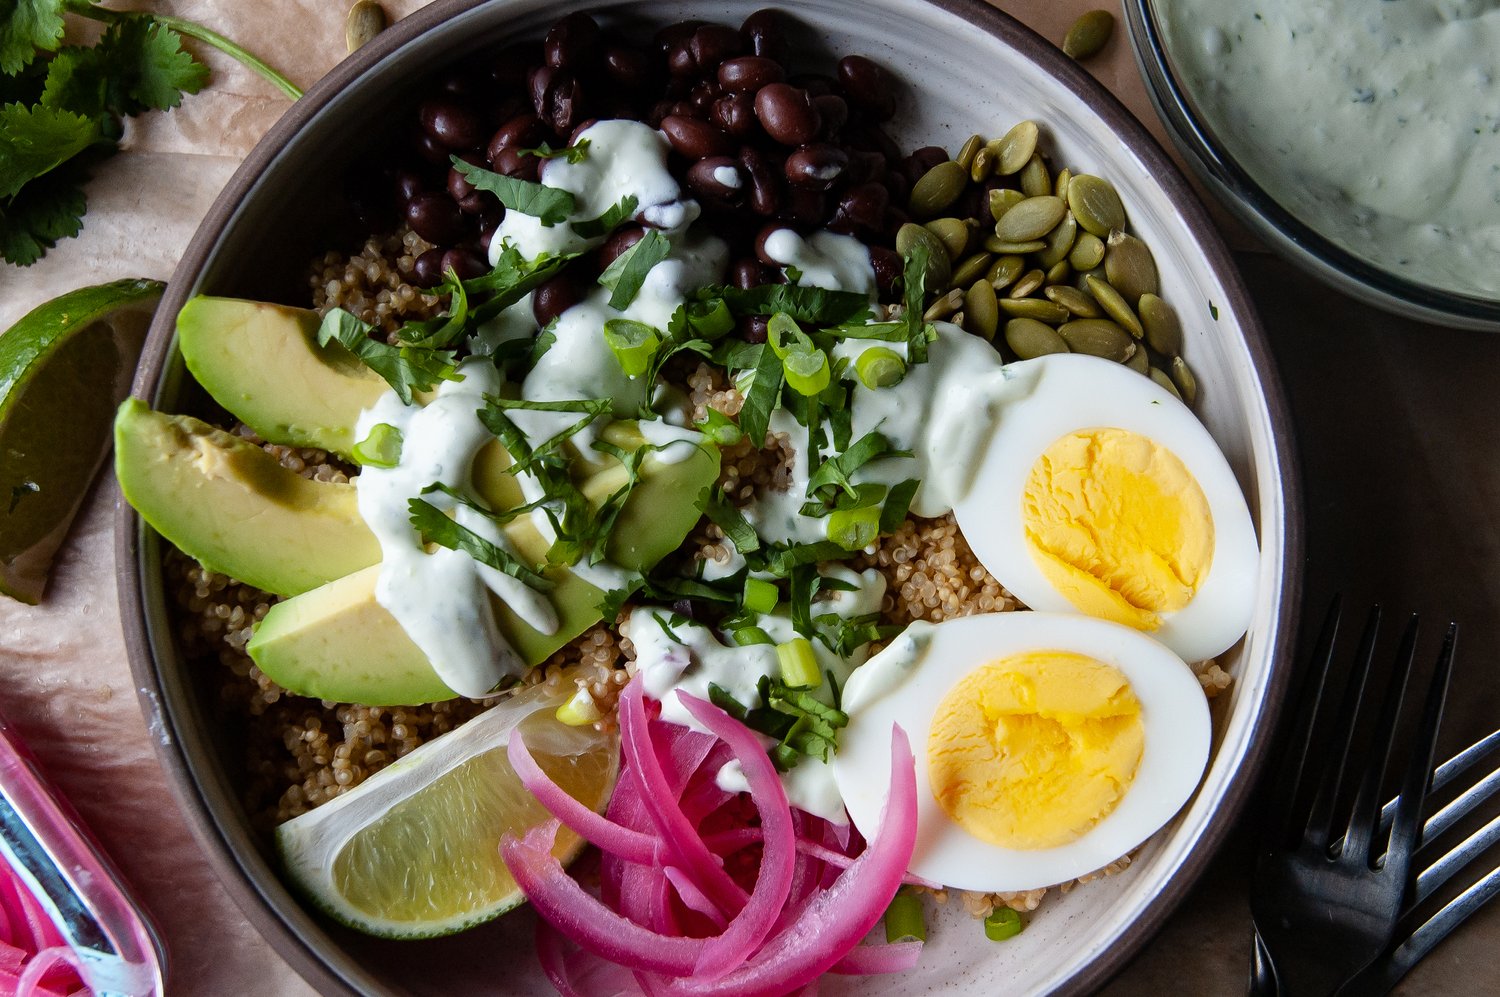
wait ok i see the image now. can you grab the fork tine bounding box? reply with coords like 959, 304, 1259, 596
1343, 615, 1425, 864
1379, 622, 1456, 867
1421, 754, 1500, 848
1304, 604, 1383, 850
1414, 808, 1500, 907
1375, 726, 1500, 836
1270, 597, 1343, 846
1344, 863, 1500, 995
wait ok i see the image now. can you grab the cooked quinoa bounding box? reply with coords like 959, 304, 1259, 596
166, 233, 1234, 905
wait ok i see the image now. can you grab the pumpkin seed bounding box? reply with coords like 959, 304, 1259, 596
1020, 154, 1051, 197
1037, 214, 1078, 270
1068, 174, 1126, 236
988, 254, 1025, 290
969, 146, 996, 183
1063, 10, 1115, 61
896, 223, 953, 286
909, 161, 968, 217
1170, 356, 1198, 406
1125, 341, 1150, 373
984, 236, 1047, 255
924, 217, 971, 260
1085, 274, 1144, 338
924, 287, 964, 322
1006, 318, 1070, 360
994, 195, 1066, 244
1138, 293, 1184, 357
1046, 259, 1071, 285
1000, 298, 1070, 324
1104, 229, 1160, 302
1054, 168, 1073, 200
956, 134, 984, 172
1059, 319, 1134, 362
965, 280, 1000, 341
988, 188, 1026, 222
1150, 366, 1182, 400
1044, 284, 1102, 318
1069, 231, 1106, 271
345, 0, 387, 52
1008, 268, 1045, 299
951, 251, 995, 289
993, 121, 1040, 176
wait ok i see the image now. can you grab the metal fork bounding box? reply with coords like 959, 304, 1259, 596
1249, 602, 1456, 996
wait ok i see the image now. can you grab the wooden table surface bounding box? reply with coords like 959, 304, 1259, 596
2, 1, 1498, 994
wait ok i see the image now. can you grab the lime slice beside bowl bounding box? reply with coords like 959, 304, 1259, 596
0, 278, 162, 603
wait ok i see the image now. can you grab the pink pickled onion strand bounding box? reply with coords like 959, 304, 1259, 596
701, 827, 761, 855
501, 820, 707, 975
535, 918, 586, 997
676, 692, 797, 981
650, 722, 719, 797
655, 724, 918, 997
829, 940, 925, 975
662, 868, 728, 930
509, 733, 660, 865
16, 946, 84, 997
0, 942, 26, 974
0, 857, 85, 997
702, 827, 938, 889
618, 679, 746, 915
677, 777, 735, 826
537, 919, 642, 997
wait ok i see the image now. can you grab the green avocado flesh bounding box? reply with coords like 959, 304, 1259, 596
114, 399, 382, 596
249, 429, 719, 705
177, 296, 386, 459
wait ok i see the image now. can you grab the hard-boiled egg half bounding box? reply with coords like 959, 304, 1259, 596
831, 612, 1210, 892
953, 353, 1258, 663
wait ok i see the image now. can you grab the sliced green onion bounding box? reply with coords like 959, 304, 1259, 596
687, 298, 735, 339
696, 407, 744, 446
766, 311, 804, 359
602, 318, 661, 377
855, 347, 908, 389
351, 422, 403, 468
743, 576, 779, 614
733, 626, 775, 647
984, 907, 1024, 942
884, 887, 927, 943
776, 637, 821, 688
556, 687, 603, 726
827, 504, 881, 551
783, 348, 830, 396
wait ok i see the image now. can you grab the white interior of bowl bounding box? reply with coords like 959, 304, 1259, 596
141, 0, 1291, 993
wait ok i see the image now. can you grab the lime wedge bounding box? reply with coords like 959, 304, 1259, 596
276, 682, 618, 938
0, 278, 163, 603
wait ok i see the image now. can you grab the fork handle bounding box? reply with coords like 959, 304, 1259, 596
1249, 930, 1284, 997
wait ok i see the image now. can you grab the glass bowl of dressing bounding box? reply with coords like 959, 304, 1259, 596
1123, 0, 1500, 331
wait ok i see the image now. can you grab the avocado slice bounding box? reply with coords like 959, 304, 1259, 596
177, 296, 387, 458
114, 398, 382, 596
248, 428, 719, 706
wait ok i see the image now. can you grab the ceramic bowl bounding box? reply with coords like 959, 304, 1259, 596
1122, 0, 1500, 332
116, 0, 1301, 992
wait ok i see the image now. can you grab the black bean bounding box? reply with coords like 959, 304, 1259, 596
689, 24, 746, 70
487, 114, 547, 164
654, 20, 703, 53
730, 257, 774, 289
753, 223, 786, 265
779, 186, 826, 227
789, 73, 837, 99
491, 42, 539, 90
740, 9, 787, 63
599, 225, 645, 269
447, 154, 496, 215
833, 182, 889, 232
412, 248, 448, 287
754, 84, 821, 146
407, 193, 466, 244
415, 132, 453, 165
812, 93, 848, 137
901, 146, 950, 185
883, 169, 910, 204
533, 273, 583, 326
529, 65, 586, 135
394, 169, 426, 205
661, 115, 734, 159
784, 144, 848, 190
478, 211, 503, 247
665, 39, 697, 77
869, 246, 903, 296
605, 46, 653, 89
440, 248, 488, 281
717, 56, 785, 93
738, 314, 770, 343
686, 156, 746, 206
544, 12, 600, 70
739, 146, 782, 216
712, 92, 760, 139
837, 55, 896, 120
845, 149, 887, 186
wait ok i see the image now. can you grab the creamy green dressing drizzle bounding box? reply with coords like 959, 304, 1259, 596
1161, 0, 1500, 296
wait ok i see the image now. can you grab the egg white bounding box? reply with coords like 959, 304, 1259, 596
832, 612, 1211, 893
952, 353, 1259, 663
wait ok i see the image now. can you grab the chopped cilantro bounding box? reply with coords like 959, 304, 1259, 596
696, 283, 871, 326
901, 245, 933, 364
570, 193, 637, 239
598, 228, 670, 309
450, 156, 576, 226
518, 137, 590, 163
408, 498, 554, 593
736, 334, 785, 447
879, 478, 920, 533
316, 308, 460, 405
704, 489, 761, 555
805, 431, 911, 504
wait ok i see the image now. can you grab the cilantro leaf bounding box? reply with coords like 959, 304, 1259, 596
0, 0, 71, 75
704, 490, 760, 555
518, 137, 590, 163
598, 229, 669, 309
901, 246, 932, 364
408, 498, 555, 592
0, 155, 86, 265
570, 194, 637, 239
465, 244, 579, 327
805, 431, 911, 502
316, 308, 460, 404
765, 540, 853, 576
879, 478, 920, 533
450, 156, 575, 225
106, 19, 207, 114
736, 334, 784, 448
0, 101, 100, 199
695, 283, 871, 326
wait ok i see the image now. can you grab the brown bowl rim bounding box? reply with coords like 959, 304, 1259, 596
115, 0, 1304, 993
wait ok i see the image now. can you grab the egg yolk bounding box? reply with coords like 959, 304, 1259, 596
1022, 427, 1213, 631
928, 650, 1144, 850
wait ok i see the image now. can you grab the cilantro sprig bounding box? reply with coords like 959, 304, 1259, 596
1, 1, 299, 265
